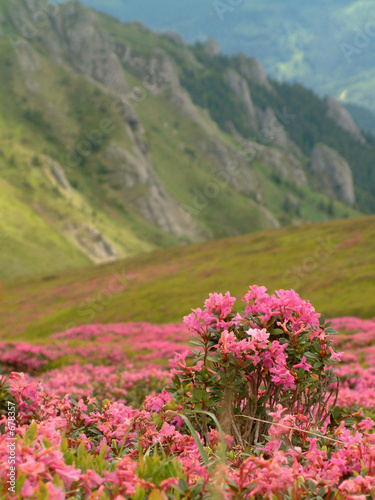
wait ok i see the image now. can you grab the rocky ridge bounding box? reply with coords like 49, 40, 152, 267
310, 144, 355, 206
0, 0, 366, 277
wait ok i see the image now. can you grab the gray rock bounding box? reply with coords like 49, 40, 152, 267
198, 138, 259, 197
13, 40, 40, 92
44, 157, 72, 198
67, 223, 118, 262
123, 49, 216, 135
256, 107, 293, 151
204, 37, 220, 57
103, 142, 198, 238
53, 2, 129, 95
286, 193, 300, 210
9, 0, 129, 95
325, 96, 366, 144
237, 54, 273, 92
310, 143, 355, 205
252, 142, 307, 187
224, 69, 258, 133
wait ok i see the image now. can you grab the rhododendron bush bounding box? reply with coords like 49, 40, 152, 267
0, 286, 374, 499
171, 286, 340, 446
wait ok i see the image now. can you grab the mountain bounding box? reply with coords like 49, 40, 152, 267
81, 0, 375, 114
0, 0, 374, 279
2, 215, 375, 341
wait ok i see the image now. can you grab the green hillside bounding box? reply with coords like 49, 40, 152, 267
1, 216, 374, 341
0, 0, 373, 281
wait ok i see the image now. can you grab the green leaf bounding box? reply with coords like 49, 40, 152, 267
25, 423, 38, 444
43, 436, 51, 449
178, 414, 209, 466
186, 409, 227, 462
36, 482, 49, 500
77, 442, 86, 461
312, 342, 321, 353
325, 327, 338, 336
308, 479, 317, 493
270, 328, 286, 335
179, 478, 188, 493
99, 443, 107, 461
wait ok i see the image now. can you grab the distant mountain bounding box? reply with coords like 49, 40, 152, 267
0, 0, 374, 280
81, 0, 375, 113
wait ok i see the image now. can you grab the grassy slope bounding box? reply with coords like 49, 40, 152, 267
0, 5, 366, 281
0, 35, 155, 277
0, 176, 90, 279
1, 216, 374, 341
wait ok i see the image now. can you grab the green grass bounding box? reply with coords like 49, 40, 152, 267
0, 3, 370, 284
1, 216, 374, 341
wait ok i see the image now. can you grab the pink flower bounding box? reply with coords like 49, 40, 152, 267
293, 356, 312, 372
19, 459, 45, 478
81, 469, 103, 492
269, 404, 286, 422
144, 391, 172, 412
246, 328, 270, 349
218, 330, 237, 355
204, 292, 236, 318
357, 417, 375, 431
45, 483, 65, 500
21, 480, 36, 498
270, 366, 296, 390
328, 346, 343, 361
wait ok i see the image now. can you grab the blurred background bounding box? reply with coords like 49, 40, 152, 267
0, 0, 374, 339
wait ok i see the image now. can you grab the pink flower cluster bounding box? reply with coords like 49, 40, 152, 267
243, 285, 321, 330
0, 309, 374, 498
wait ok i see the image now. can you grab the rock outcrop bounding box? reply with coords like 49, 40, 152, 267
224, 69, 258, 133
255, 144, 307, 186
9, 0, 130, 95
198, 138, 259, 197
256, 107, 300, 155
13, 40, 40, 92
118, 48, 216, 135
44, 157, 72, 198
326, 96, 365, 144
204, 38, 220, 57
67, 223, 118, 262
236, 54, 273, 92
310, 144, 355, 205
103, 142, 198, 238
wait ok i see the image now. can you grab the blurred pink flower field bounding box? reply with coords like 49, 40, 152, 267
1, 288, 375, 499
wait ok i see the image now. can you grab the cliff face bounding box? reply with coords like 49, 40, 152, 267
325, 96, 366, 144
9, 0, 130, 94
0, 0, 366, 277
236, 54, 273, 93
224, 68, 258, 134
310, 144, 355, 206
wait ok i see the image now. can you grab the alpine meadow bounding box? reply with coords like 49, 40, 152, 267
1, 1, 375, 499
